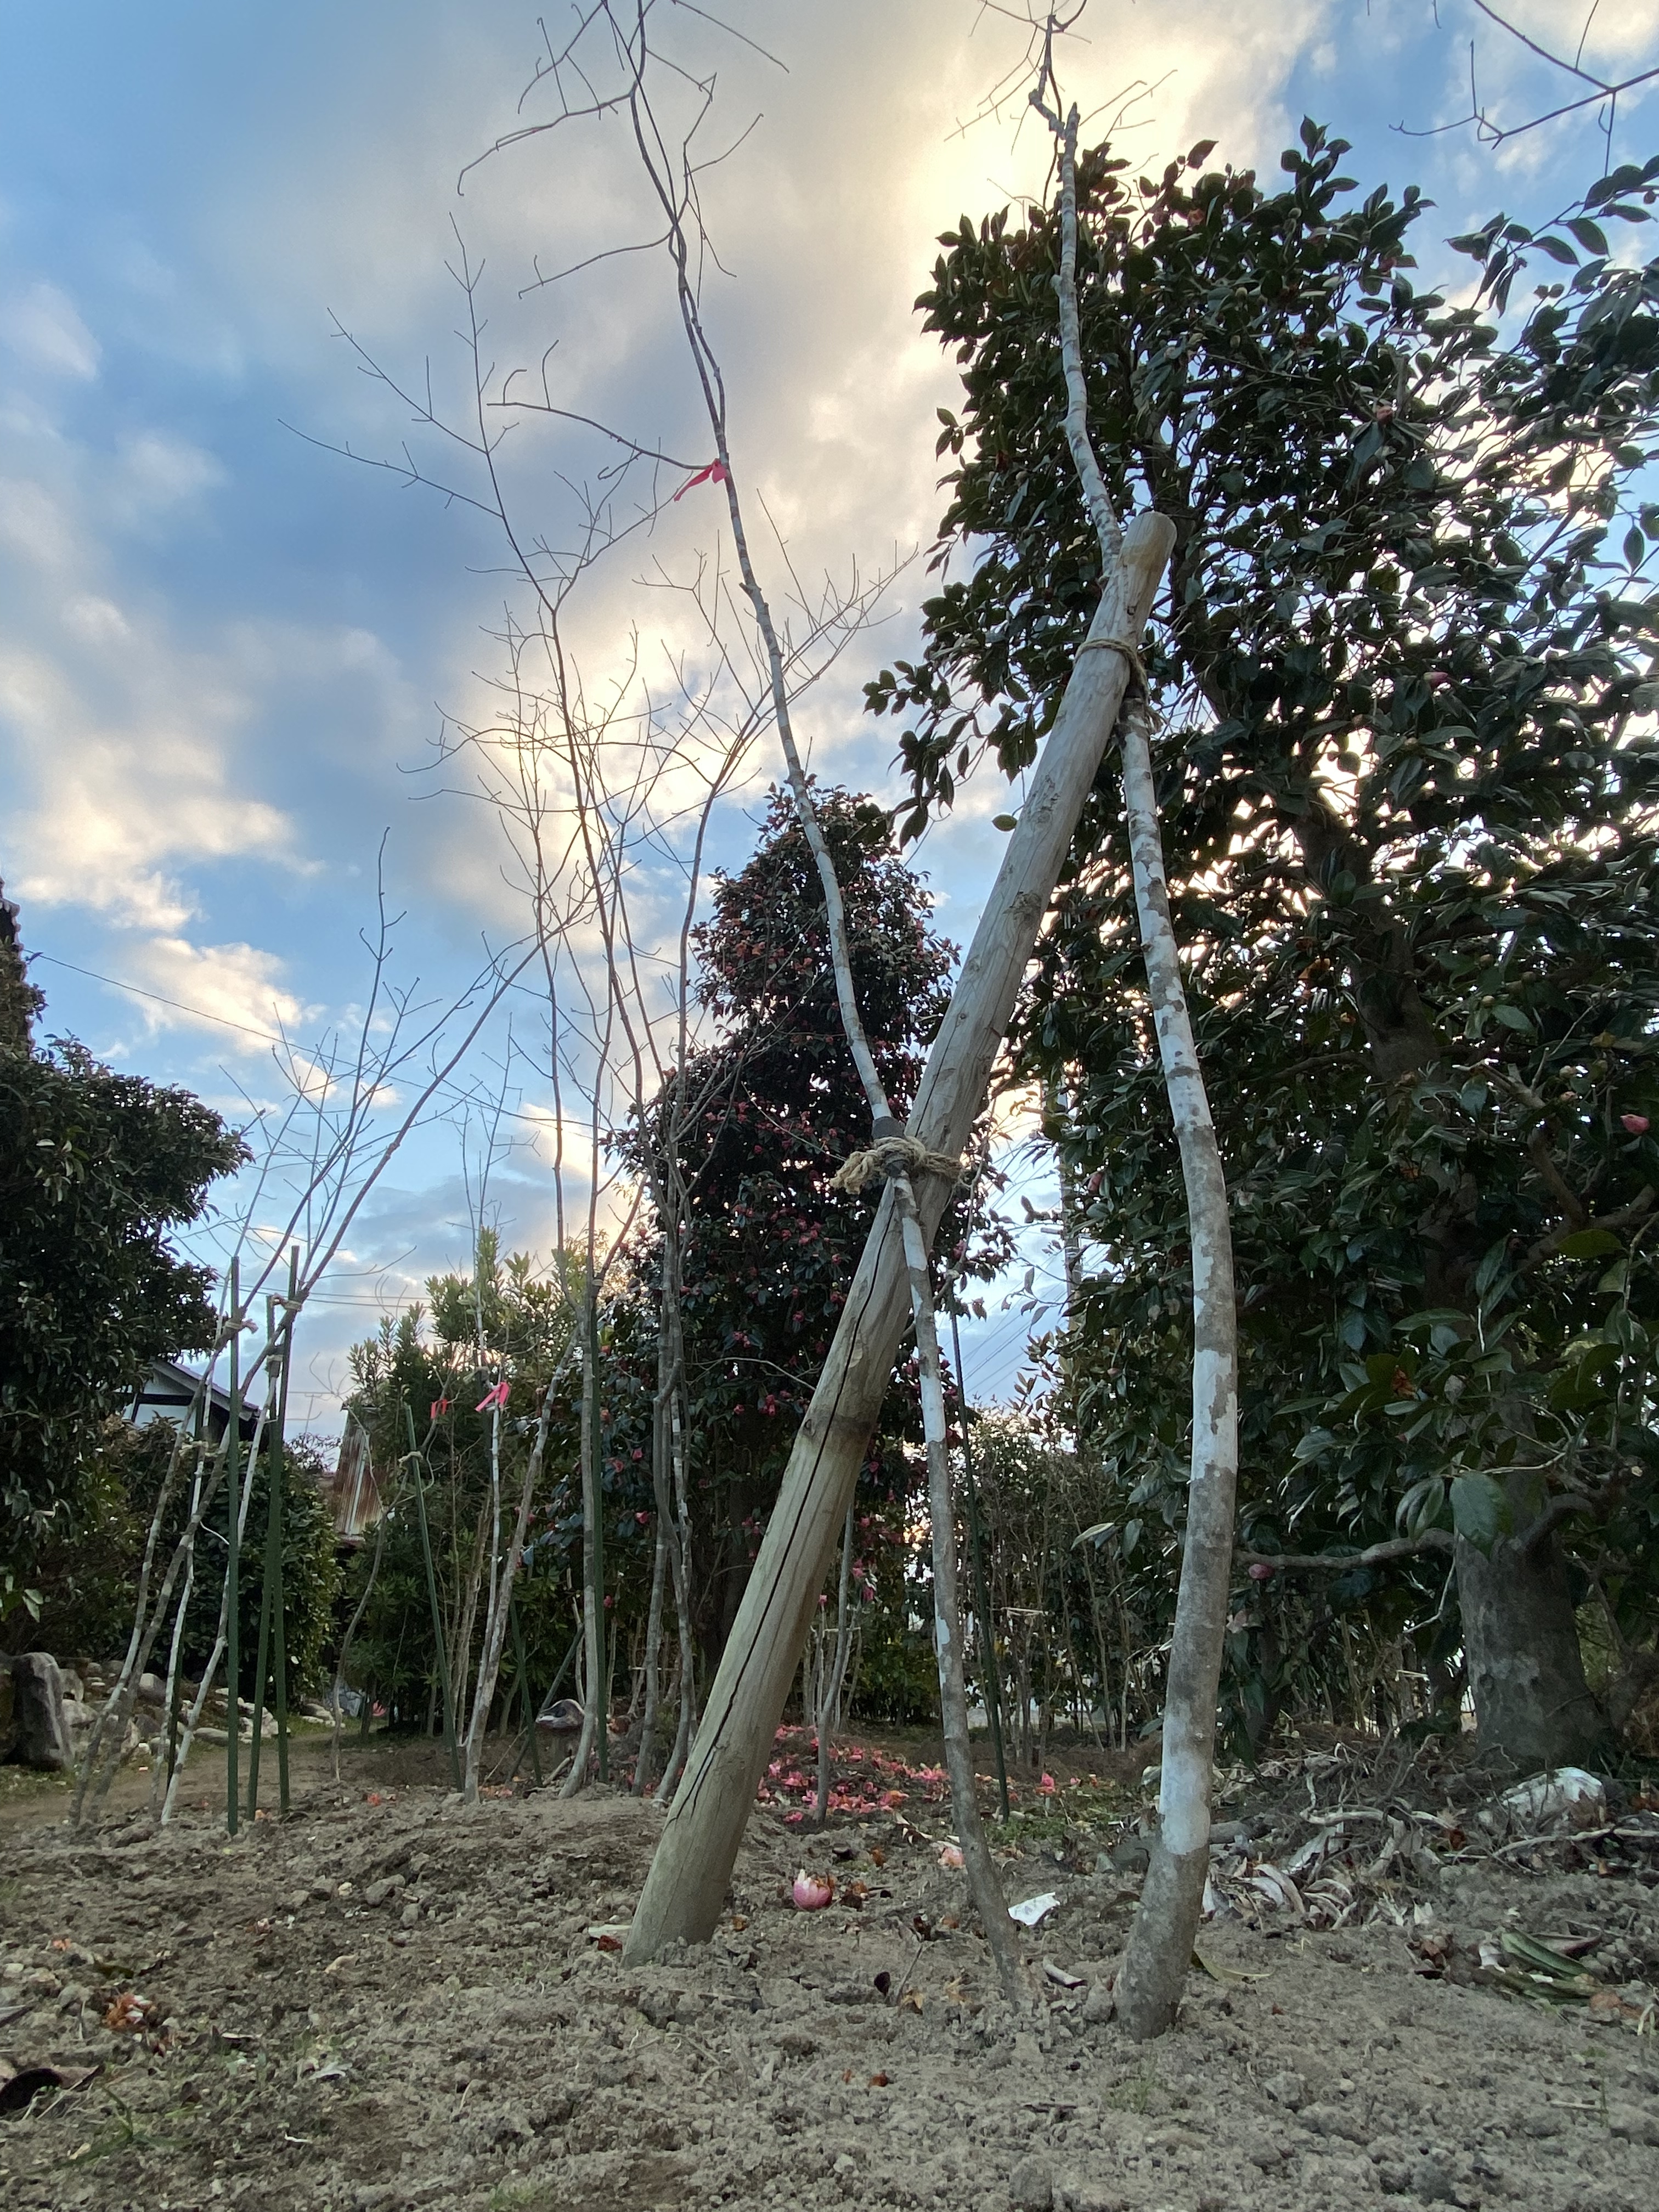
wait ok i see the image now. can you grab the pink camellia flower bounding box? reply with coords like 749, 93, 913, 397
1249, 1561, 1276, 1581
938, 1842, 966, 1869
1039, 1773, 1057, 1795
792, 1870, 834, 1911
1622, 1113, 1650, 1135
475, 1379, 510, 1413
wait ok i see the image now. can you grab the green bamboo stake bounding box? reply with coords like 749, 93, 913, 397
225, 1260, 242, 1836
404, 1401, 460, 1791
950, 1304, 1010, 1822
246, 1300, 279, 1821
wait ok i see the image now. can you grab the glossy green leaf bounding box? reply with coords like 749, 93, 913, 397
1556, 1227, 1623, 1259
1450, 1473, 1511, 1554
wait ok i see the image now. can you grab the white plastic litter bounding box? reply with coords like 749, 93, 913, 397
1041, 1961, 1085, 1989
1496, 1767, 1606, 1826
1008, 1892, 1060, 1927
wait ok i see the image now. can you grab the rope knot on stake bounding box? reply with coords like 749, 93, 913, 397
830, 1131, 963, 1195
1076, 634, 1149, 686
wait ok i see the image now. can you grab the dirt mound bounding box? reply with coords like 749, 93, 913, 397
2, 1734, 1657, 2210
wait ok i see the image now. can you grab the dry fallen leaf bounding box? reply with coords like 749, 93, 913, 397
102, 1992, 154, 2033
868, 2072, 890, 2087
898, 1989, 923, 2013
729, 1915, 749, 1933
0, 2059, 99, 2114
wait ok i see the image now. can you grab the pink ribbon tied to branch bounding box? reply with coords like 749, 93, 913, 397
430, 1396, 452, 1422
673, 459, 727, 501
476, 1379, 510, 1413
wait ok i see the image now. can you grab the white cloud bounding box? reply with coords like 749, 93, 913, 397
114, 430, 226, 521
4, 279, 100, 380
0, 476, 77, 570
125, 933, 307, 1043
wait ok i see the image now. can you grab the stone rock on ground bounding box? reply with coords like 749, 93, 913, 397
1008, 2152, 1053, 2209
1, 1655, 73, 1769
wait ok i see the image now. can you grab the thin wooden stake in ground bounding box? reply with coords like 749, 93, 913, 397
225, 1262, 242, 1835
896, 1178, 1026, 1998
624, 507, 1174, 1962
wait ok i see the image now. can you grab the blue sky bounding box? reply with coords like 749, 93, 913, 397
3, 1, 1653, 1427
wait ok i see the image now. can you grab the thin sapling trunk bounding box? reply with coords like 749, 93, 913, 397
814, 1505, 856, 1828
1036, 87, 1239, 2040
896, 1180, 1027, 1999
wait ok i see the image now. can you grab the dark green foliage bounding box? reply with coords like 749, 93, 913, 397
627, 788, 1003, 1671
0, 880, 42, 1055
183, 1435, 341, 1701
840, 1502, 940, 1726
17, 1418, 340, 1701
867, 125, 1659, 1725
1, 1025, 246, 1593
16, 1420, 149, 1660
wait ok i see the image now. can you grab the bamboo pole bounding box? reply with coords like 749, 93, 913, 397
624, 509, 1173, 1961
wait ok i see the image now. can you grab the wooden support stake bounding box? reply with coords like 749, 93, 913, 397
625, 509, 1174, 1961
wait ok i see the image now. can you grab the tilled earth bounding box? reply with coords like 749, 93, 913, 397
2, 1731, 1658, 2211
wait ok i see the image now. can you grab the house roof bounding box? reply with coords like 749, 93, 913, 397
129, 1356, 259, 1442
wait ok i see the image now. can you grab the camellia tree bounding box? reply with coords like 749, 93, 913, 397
1, 887, 246, 1622
867, 126, 1659, 1767
340, 1233, 592, 1737
627, 786, 1003, 1692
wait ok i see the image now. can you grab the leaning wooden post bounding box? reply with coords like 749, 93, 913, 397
624, 509, 1174, 1962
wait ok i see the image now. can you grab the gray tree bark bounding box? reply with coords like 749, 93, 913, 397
1457, 1489, 1611, 1771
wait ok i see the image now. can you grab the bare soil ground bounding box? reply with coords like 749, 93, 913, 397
2, 1725, 1657, 2212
